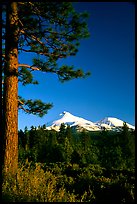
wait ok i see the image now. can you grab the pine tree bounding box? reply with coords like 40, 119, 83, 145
120, 122, 135, 168
58, 123, 66, 144
2, 2, 90, 176
3, 2, 19, 176
66, 125, 73, 145
0, 2, 3, 193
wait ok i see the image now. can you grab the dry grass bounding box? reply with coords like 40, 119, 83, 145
2, 162, 81, 202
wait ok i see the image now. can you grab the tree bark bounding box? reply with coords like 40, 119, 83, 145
3, 2, 19, 176
0, 1, 3, 194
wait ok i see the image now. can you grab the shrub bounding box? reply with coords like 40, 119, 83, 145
2, 162, 135, 202
2, 162, 78, 202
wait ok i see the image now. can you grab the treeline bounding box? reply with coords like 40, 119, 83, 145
18, 123, 135, 170
2, 123, 135, 202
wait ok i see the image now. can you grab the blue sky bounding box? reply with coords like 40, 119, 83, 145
18, 2, 135, 130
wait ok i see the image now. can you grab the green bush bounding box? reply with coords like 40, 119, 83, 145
2, 162, 78, 202
2, 162, 135, 202
10, 127, 135, 202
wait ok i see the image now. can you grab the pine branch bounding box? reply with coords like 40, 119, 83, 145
20, 30, 44, 47
18, 2, 25, 5
18, 96, 53, 117
18, 16, 80, 59
18, 48, 66, 58
18, 66, 39, 86
19, 64, 40, 71
18, 105, 30, 114
18, 48, 46, 56
18, 99, 24, 105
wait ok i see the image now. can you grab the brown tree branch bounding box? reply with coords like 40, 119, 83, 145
18, 64, 41, 71
18, 105, 44, 114
18, 48, 45, 56
18, 2, 25, 5
18, 47, 65, 58
18, 18, 70, 59
18, 63, 59, 75
18, 105, 30, 113
20, 30, 45, 47
18, 99, 24, 105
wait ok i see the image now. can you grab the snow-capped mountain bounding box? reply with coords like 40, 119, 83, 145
46, 111, 135, 132
46, 111, 100, 131
95, 117, 135, 130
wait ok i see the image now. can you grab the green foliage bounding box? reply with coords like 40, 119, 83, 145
18, 125, 135, 169
2, 162, 135, 202
58, 123, 66, 144
18, 67, 39, 86
18, 96, 53, 117
2, 2, 90, 117
2, 162, 79, 202
16, 125, 135, 202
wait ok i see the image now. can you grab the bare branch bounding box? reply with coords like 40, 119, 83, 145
28, 2, 34, 6
18, 105, 30, 113
18, 47, 65, 58
20, 30, 45, 46
18, 48, 45, 56
19, 63, 59, 75
18, 99, 24, 105
18, 2, 25, 5
19, 64, 41, 71
18, 105, 44, 114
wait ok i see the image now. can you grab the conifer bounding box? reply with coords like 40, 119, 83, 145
2, 2, 90, 175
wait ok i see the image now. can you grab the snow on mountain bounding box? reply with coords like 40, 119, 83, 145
95, 117, 135, 130
46, 111, 135, 132
46, 111, 100, 131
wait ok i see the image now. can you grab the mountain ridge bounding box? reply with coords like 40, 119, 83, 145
46, 111, 135, 132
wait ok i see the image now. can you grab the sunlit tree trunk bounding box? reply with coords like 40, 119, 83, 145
0, 2, 3, 192
3, 2, 18, 176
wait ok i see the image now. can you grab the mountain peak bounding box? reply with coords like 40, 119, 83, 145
95, 117, 135, 129
59, 111, 73, 117
46, 111, 135, 132
47, 111, 100, 131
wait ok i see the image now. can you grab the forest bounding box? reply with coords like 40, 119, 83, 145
1, 2, 135, 202
2, 123, 135, 202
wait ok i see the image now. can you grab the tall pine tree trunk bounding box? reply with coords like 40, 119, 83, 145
0, 2, 3, 192
3, 2, 18, 176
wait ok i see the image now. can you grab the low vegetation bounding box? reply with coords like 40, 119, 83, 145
2, 123, 135, 202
